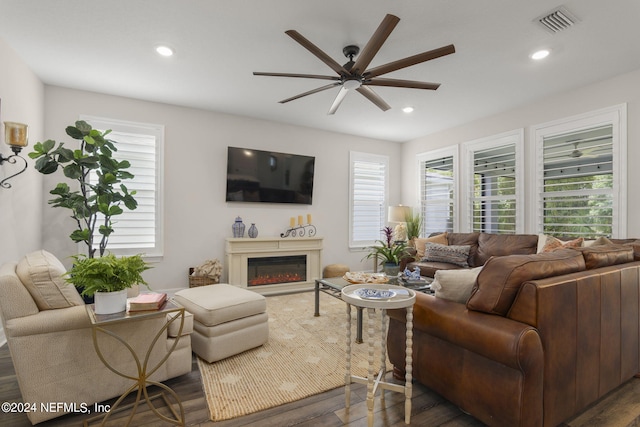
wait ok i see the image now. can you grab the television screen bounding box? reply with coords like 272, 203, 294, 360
226, 147, 315, 204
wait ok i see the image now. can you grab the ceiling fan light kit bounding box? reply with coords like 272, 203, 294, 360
254, 13, 455, 114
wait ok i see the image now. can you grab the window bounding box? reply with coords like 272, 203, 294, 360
463, 130, 524, 234
533, 104, 626, 238
82, 116, 164, 257
417, 148, 457, 236
349, 152, 388, 248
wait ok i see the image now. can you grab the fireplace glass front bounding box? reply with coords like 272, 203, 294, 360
247, 255, 307, 286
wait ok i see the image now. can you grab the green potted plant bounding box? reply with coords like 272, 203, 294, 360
29, 120, 146, 309
364, 226, 409, 277
29, 120, 138, 259
66, 253, 151, 314
404, 209, 423, 246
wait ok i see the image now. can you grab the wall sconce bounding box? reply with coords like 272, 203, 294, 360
0, 121, 29, 189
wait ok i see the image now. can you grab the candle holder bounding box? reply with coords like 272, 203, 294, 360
1, 121, 29, 189
280, 224, 317, 238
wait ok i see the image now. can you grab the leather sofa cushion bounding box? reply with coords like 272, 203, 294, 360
16, 250, 84, 310
467, 249, 586, 316
623, 240, 640, 260
476, 233, 538, 266
577, 245, 634, 269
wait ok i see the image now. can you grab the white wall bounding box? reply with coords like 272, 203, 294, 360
0, 38, 45, 344
401, 68, 640, 238
43, 86, 403, 291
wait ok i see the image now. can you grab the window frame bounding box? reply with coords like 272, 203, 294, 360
416, 146, 459, 236
81, 115, 165, 259
532, 104, 627, 238
461, 129, 524, 234
348, 151, 389, 248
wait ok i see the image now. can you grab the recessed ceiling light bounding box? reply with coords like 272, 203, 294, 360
531, 49, 550, 60
402, 106, 414, 113
156, 45, 174, 57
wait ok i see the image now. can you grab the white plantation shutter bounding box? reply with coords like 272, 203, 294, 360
465, 131, 523, 234
349, 152, 388, 247
419, 151, 456, 235
540, 125, 615, 237
83, 116, 164, 257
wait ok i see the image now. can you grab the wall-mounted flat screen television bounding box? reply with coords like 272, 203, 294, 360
226, 147, 315, 204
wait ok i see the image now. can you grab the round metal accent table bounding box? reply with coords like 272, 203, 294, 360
341, 284, 416, 426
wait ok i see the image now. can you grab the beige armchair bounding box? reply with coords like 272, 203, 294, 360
0, 250, 193, 425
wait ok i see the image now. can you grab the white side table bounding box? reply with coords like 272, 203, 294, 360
342, 284, 416, 426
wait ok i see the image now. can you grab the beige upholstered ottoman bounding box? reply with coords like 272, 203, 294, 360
173, 284, 269, 363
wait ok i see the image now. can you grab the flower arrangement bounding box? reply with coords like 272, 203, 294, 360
364, 226, 409, 266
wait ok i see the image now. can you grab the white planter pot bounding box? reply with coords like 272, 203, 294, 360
94, 290, 127, 314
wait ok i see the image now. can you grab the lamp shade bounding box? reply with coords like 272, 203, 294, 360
388, 205, 411, 222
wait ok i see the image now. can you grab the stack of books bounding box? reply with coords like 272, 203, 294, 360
129, 292, 167, 312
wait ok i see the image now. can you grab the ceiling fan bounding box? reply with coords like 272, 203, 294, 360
253, 14, 455, 115
547, 136, 612, 160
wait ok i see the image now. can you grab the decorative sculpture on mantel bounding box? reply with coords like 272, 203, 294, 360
281, 214, 316, 238
281, 223, 317, 238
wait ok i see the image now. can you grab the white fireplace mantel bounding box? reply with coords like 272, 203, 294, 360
225, 237, 323, 295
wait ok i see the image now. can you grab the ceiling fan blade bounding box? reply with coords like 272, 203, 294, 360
328, 87, 349, 115
351, 14, 400, 75
279, 82, 341, 104
364, 44, 456, 79
253, 72, 340, 81
365, 77, 440, 90
285, 30, 350, 76
356, 85, 391, 111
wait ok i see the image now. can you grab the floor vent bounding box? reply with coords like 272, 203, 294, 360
535, 6, 578, 33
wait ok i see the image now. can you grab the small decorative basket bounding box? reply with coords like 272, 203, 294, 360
188, 270, 217, 287
188, 259, 222, 288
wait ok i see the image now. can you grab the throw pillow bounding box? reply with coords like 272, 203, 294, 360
16, 250, 84, 310
422, 242, 470, 267
583, 236, 613, 247
413, 232, 448, 260
540, 236, 584, 253
431, 266, 483, 304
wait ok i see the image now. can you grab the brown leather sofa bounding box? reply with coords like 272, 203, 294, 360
388, 239, 640, 427
401, 232, 540, 277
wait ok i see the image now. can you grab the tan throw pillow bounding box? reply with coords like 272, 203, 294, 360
16, 250, 84, 310
431, 266, 483, 304
423, 242, 470, 267
414, 232, 448, 260
583, 236, 613, 247
541, 236, 584, 253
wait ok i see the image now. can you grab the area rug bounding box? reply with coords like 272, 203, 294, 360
196, 291, 390, 422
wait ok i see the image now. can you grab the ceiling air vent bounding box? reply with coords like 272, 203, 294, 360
535, 6, 579, 34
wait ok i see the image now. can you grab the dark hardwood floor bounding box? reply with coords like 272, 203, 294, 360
2, 343, 640, 426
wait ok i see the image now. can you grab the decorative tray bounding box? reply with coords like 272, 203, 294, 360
343, 272, 388, 284
354, 288, 397, 300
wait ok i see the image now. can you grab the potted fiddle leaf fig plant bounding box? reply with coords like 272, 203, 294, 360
28, 120, 138, 259
29, 120, 148, 311
364, 226, 409, 277
65, 253, 151, 314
